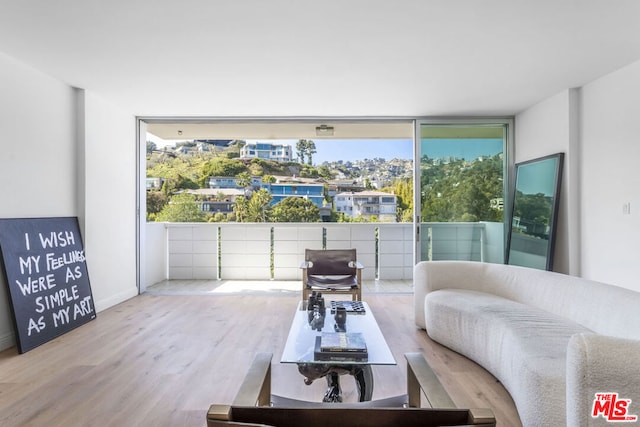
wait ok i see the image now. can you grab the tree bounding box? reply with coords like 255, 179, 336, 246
299, 164, 319, 178
419, 154, 503, 223
210, 212, 228, 222
271, 197, 320, 222
296, 139, 317, 165
233, 196, 249, 222
199, 158, 249, 186
236, 171, 253, 189
382, 178, 413, 222
305, 140, 316, 165
155, 193, 206, 222
296, 139, 307, 163
317, 165, 334, 180
147, 155, 206, 194
146, 190, 168, 218
233, 189, 272, 222
513, 192, 552, 237
364, 178, 374, 190
247, 189, 272, 222
335, 212, 352, 222
146, 140, 157, 154
224, 140, 244, 159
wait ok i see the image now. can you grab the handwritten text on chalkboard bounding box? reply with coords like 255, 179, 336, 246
18, 231, 93, 335
0, 218, 96, 353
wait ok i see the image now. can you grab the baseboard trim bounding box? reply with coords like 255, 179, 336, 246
0, 330, 16, 352
94, 287, 139, 313
0, 288, 138, 352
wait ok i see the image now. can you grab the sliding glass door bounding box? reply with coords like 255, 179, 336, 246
415, 120, 513, 263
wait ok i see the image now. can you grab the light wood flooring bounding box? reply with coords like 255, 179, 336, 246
0, 289, 522, 427
144, 278, 415, 296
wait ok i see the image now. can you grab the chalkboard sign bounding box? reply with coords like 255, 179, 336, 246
0, 217, 96, 353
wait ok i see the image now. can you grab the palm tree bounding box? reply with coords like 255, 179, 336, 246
296, 139, 308, 164
305, 140, 316, 165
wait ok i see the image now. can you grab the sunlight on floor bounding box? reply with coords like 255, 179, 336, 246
212, 280, 301, 294
145, 279, 413, 296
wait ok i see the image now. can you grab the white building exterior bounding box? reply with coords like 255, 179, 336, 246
334, 191, 397, 222
240, 142, 292, 162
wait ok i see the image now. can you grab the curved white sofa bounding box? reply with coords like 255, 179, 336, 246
414, 261, 640, 427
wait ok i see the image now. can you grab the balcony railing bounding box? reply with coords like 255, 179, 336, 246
143, 222, 504, 288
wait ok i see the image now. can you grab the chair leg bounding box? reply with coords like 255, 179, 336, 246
302, 270, 309, 302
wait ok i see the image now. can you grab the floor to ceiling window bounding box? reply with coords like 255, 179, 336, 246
415, 120, 513, 263
138, 119, 416, 289
137, 118, 512, 291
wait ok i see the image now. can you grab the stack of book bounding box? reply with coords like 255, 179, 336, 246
314, 332, 368, 362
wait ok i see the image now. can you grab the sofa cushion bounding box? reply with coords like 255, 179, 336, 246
425, 288, 592, 427
414, 261, 640, 340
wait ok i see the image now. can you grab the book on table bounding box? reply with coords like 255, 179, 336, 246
314, 332, 368, 361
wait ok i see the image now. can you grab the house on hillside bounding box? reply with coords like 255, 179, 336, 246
268, 183, 325, 207
334, 191, 397, 222
183, 188, 244, 214
240, 142, 293, 162
208, 176, 264, 190
326, 179, 365, 197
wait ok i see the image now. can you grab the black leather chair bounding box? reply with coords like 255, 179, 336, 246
300, 249, 363, 301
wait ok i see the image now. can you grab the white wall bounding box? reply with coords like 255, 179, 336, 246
80, 91, 138, 311
516, 60, 640, 293
0, 53, 77, 350
145, 222, 168, 288
515, 90, 580, 275
579, 60, 640, 293
0, 53, 138, 351
0, 53, 77, 217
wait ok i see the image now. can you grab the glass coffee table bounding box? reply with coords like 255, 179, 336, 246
281, 300, 396, 402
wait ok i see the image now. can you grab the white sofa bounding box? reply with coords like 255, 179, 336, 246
414, 261, 640, 427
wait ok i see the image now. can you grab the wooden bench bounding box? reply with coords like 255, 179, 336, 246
207, 352, 496, 427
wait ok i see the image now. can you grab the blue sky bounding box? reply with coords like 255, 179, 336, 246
269, 139, 413, 164
275, 138, 503, 164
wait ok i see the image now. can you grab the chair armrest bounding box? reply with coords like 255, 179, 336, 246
300, 261, 311, 269
566, 334, 640, 427
350, 261, 364, 269
405, 352, 456, 409
207, 404, 272, 426
232, 353, 273, 407
207, 353, 275, 426
405, 353, 495, 425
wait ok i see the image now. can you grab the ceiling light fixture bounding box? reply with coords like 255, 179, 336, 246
315, 124, 334, 136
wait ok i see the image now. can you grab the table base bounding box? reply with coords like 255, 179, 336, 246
297, 363, 374, 402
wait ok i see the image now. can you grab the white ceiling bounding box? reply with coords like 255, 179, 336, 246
1, 0, 640, 118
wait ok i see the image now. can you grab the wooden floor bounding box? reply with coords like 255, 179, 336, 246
0, 292, 522, 427
144, 278, 415, 295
